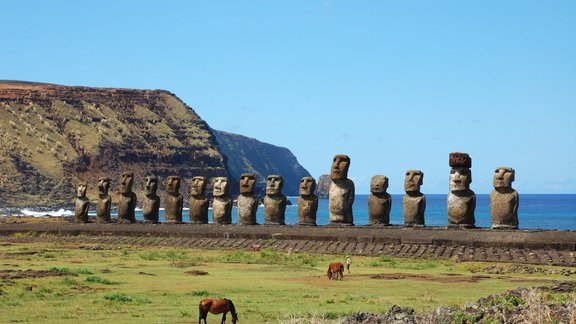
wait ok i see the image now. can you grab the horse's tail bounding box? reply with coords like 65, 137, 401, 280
327, 268, 332, 279
227, 298, 238, 320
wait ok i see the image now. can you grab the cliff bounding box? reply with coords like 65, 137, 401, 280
212, 129, 311, 196
316, 174, 331, 199
0, 81, 228, 207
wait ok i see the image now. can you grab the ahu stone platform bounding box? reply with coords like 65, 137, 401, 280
0, 223, 574, 266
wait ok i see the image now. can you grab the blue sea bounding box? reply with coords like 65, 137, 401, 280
14, 194, 574, 231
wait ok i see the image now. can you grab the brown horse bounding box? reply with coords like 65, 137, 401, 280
199, 298, 238, 324
327, 262, 344, 280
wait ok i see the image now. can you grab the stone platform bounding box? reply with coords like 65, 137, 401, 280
0, 223, 574, 266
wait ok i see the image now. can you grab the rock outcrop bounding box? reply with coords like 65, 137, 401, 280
0, 81, 229, 207
316, 174, 331, 199
212, 129, 311, 196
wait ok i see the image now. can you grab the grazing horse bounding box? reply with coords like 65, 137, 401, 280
327, 262, 344, 280
199, 298, 238, 324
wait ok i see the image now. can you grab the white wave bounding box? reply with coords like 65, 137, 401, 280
20, 208, 74, 217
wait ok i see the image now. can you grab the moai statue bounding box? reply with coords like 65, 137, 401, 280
212, 177, 232, 224
368, 175, 392, 226
189, 176, 209, 224
403, 170, 426, 226
142, 176, 160, 224
491, 167, 519, 229
329, 154, 354, 225
298, 176, 318, 226
95, 177, 111, 223
237, 173, 259, 225
117, 172, 137, 223
447, 152, 476, 228
164, 176, 183, 223
264, 175, 287, 225
74, 182, 90, 223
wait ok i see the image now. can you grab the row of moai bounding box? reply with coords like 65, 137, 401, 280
74, 171, 318, 225
75, 152, 518, 229
335, 152, 519, 229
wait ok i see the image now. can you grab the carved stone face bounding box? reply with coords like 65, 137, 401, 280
240, 173, 257, 194
97, 177, 110, 195
266, 175, 284, 195
191, 176, 206, 196
370, 175, 389, 194
449, 168, 472, 192
299, 177, 316, 196
213, 177, 229, 197
166, 176, 181, 194
404, 170, 423, 192
119, 172, 134, 194
331, 154, 350, 180
145, 176, 158, 195
493, 167, 514, 189
76, 183, 87, 198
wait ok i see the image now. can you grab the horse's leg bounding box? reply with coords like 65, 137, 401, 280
221, 311, 227, 323
198, 303, 207, 324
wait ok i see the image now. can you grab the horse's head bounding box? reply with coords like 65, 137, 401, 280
231, 312, 238, 323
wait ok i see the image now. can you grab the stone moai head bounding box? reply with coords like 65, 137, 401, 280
331, 154, 350, 180
266, 175, 284, 195
449, 168, 472, 192
213, 177, 229, 197
119, 172, 134, 194
239, 173, 257, 194
191, 176, 207, 196
144, 176, 158, 195
166, 176, 181, 194
404, 170, 423, 193
97, 177, 110, 195
299, 176, 316, 196
76, 182, 87, 198
371, 175, 389, 194
493, 167, 515, 189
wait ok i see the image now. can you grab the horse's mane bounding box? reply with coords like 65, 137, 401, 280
227, 298, 238, 318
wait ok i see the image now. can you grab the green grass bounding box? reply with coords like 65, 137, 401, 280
0, 241, 571, 323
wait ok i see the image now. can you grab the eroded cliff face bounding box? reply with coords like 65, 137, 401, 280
0, 81, 228, 207
212, 129, 311, 196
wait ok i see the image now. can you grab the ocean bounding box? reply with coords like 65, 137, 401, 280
12, 194, 576, 231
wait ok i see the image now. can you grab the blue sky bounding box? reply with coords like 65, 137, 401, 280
1, 1, 575, 194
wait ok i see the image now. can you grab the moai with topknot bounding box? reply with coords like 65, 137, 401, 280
447, 152, 476, 228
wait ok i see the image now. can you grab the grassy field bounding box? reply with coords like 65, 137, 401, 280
0, 240, 572, 323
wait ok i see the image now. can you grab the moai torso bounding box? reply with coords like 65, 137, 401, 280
447, 153, 475, 228
264, 175, 287, 225
490, 167, 519, 229
118, 172, 137, 223
298, 176, 318, 226
164, 176, 183, 223
238, 173, 258, 225
329, 154, 354, 225
212, 177, 232, 224
74, 183, 90, 223
368, 175, 391, 225
142, 176, 160, 223
189, 176, 209, 224
403, 170, 425, 226
96, 177, 111, 223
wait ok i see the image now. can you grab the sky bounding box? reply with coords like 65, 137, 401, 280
1, 1, 575, 194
